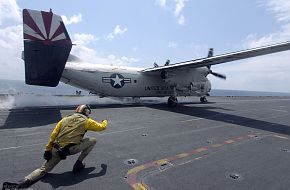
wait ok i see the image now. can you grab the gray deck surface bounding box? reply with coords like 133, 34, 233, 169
0, 96, 290, 190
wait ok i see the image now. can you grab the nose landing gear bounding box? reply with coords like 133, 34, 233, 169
200, 96, 208, 103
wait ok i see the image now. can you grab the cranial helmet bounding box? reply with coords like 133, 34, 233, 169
75, 104, 91, 116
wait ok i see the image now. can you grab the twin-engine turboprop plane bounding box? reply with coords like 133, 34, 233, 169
22, 9, 290, 107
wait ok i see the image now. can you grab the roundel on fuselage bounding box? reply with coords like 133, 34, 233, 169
110, 73, 125, 88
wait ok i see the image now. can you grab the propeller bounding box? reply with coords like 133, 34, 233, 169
206, 48, 226, 80
208, 70, 226, 80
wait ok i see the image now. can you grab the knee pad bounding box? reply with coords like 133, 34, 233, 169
90, 137, 97, 145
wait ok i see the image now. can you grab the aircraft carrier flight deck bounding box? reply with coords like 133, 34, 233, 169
1, 96, 290, 190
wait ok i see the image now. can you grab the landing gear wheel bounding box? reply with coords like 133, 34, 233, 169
200, 96, 208, 103
168, 96, 178, 107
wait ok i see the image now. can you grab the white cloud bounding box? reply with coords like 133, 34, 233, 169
132, 47, 138, 52
156, 0, 167, 8
73, 33, 98, 45
0, 1, 25, 80
168, 41, 177, 48
174, 0, 188, 25
210, 52, 290, 92
0, 0, 21, 25
177, 14, 185, 25
114, 25, 127, 35
106, 33, 114, 41
71, 33, 138, 66
0, 25, 24, 80
107, 55, 139, 66
156, 0, 188, 25
244, 0, 290, 48
106, 25, 127, 41
264, 0, 290, 22
212, 0, 290, 93
243, 24, 290, 48
61, 13, 82, 25
174, 0, 187, 17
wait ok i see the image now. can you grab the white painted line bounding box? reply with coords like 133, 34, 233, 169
273, 135, 288, 139
270, 109, 288, 113
6, 132, 47, 138
101, 126, 150, 135
180, 118, 203, 123
0, 142, 45, 151
0, 146, 22, 151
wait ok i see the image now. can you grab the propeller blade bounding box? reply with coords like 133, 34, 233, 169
207, 48, 214, 69
210, 71, 226, 80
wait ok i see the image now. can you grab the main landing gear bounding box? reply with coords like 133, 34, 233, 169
168, 96, 178, 107
200, 96, 208, 103
168, 86, 178, 107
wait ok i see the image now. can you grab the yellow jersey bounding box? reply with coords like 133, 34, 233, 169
45, 113, 107, 151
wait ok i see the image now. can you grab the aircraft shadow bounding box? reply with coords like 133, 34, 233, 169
146, 104, 290, 135
41, 164, 107, 189
1, 108, 63, 129
0, 103, 150, 129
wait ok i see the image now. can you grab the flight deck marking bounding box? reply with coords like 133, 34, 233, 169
273, 135, 288, 139
0, 142, 45, 151
269, 109, 288, 113
6, 132, 47, 138
125, 133, 265, 190
180, 118, 203, 123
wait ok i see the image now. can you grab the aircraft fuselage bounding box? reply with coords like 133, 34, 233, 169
61, 62, 211, 98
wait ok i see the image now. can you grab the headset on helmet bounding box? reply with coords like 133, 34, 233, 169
75, 104, 91, 116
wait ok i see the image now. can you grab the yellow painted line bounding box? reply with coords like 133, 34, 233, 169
155, 159, 169, 165
273, 135, 288, 139
127, 165, 146, 175
176, 153, 190, 158
211, 143, 223, 148
225, 140, 235, 144
195, 147, 207, 152
126, 135, 253, 189
132, 183, 147, 190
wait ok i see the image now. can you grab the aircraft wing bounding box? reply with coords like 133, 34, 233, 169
141, 41, 290, 72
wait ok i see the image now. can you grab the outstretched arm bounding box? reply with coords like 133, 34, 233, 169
85, 118, 107, 132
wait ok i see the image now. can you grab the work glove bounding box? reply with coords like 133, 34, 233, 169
43, 150, 52, 161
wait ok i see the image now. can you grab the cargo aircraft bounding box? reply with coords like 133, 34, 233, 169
22, 9, 290, 107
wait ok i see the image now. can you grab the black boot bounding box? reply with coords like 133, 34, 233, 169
2, 182, 19, 190
2, 179, 32, 190
73, 160, 85, 173
18, 179, 32, 188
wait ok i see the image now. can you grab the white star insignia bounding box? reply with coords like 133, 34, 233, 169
112, 74, 123, 86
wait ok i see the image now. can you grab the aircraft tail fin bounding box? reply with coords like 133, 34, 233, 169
23, 9, 72, 87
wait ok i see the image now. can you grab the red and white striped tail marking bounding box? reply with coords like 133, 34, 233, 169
23, 9, 71, 45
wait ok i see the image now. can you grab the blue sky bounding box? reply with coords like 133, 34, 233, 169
1, 0, 290, 92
